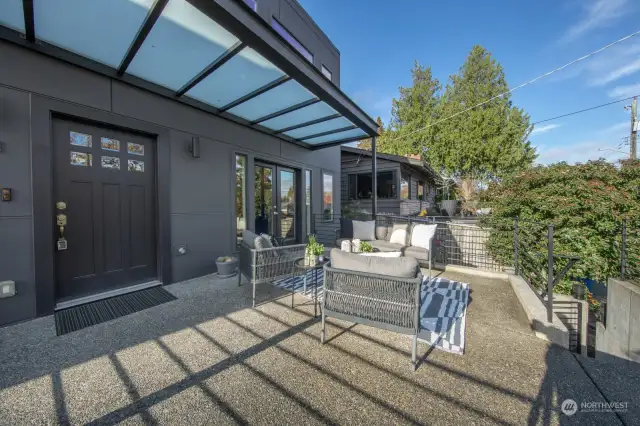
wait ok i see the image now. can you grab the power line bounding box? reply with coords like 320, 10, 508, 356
531, 95, 639, 126
382, 29, 640, 144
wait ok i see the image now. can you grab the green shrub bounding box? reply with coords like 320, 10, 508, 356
480, 160, 640, 283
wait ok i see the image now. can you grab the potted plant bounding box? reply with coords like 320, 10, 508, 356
216, 255, 238, 278
360, 241, 373, 253
305, 235, 324, 265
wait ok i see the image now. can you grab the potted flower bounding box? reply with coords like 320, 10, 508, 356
216, 256, 238, 278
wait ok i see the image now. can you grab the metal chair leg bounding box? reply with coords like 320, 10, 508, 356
252, 281, 256, 308
412, 333, 418, 370
321, 310, 326, 344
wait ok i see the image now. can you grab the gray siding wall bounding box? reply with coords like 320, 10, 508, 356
340, 152, 438, 215
258, 0, 340, 85
0, 40, 341, 326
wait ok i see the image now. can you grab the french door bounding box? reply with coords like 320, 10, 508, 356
254, 163, 298, 244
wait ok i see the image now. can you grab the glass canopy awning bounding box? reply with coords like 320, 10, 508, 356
0, 0, 378, 149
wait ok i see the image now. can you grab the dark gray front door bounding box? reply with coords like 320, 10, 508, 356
53, 119, 157, 302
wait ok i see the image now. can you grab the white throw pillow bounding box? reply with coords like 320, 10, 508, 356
389, 229, 409, 245
411, 224, 437, 249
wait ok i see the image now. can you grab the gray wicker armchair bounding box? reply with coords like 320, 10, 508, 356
238, 241, 306, 307
321, 253, 423, 369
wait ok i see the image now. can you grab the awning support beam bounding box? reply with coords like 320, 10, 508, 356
274, 114, 341, 134
219, 75, 291, 111
300, 125, 357, 141
22, 0, 34, 42
118, 0, 169, 76
372, 136, 377, 216
175, 41, 245, 97
252, 98, 320, 124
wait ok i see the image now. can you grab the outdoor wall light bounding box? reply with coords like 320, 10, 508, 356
189, 136, 200, 158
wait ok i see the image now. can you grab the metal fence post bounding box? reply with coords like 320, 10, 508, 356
514, 217, 519, 276
621, 219, 627, 280
547, 224, 554, 323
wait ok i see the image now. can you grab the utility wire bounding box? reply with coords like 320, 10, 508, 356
381, 29, 640, 143
531, 95, 638, 125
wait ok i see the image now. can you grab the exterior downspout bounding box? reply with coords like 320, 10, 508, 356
372, 136, 377, 217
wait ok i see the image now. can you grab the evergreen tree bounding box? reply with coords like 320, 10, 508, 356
432, 45, 536, 183
356, 116, 385, 150
377, 61, 441, 156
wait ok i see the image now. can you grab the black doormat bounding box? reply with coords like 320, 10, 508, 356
54, 286, 177, 336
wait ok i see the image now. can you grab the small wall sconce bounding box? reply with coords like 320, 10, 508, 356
189, 136, 200, 158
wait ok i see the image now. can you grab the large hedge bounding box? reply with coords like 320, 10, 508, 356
480, 160, 640, 283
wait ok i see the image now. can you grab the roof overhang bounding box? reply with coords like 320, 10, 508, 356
0, 0, 378, 150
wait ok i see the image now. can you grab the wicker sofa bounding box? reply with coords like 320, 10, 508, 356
321, 249, 424, 369
335, 217, 435, 277
238, 230, 305, 307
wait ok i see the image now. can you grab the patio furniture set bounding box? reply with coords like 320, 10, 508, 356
238, 219, 440, 368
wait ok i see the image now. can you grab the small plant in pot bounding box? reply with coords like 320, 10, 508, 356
359, 241, 373, 253
305, 235, 324, 265
216, 255, 238, 278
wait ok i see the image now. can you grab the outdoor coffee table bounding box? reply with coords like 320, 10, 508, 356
292, 257, 329, 317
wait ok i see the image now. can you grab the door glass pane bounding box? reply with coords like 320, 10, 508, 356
235, 155, 247, 247
101, 137, 120, 152
254, 166, 273, 236
101, 156, 121, 170
128, 159, 144, 172
127, 142, 145, 156
323, 173, 333, 221
70, 131, 92, 147
305, 170, 311, 239
70, 151, 92, 167
280, 170, 296, 243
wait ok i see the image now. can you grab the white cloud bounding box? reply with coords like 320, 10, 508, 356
599, 121, 629, 135
592, 58, 640, 86
607, 83, 640, 98
562, 0, 628, 42
531, 123, 562, 134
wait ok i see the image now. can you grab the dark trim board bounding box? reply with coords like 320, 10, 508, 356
31, 96, 172, 317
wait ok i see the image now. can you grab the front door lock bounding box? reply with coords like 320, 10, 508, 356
56, 202, 68, 251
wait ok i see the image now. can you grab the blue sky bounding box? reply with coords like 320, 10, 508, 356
298, 0, 639, 164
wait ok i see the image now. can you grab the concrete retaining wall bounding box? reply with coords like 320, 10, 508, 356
596, 278, 640, 364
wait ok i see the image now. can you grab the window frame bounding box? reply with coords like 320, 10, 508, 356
347, 170, 398, 200
305, 169, 312, 239
234, 153, 248, 248
322, 171, 334, 221
321, 64, 332, 81
271, 17, 314, 63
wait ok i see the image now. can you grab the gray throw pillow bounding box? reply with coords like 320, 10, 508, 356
260, 233, 274, 248
352, 220, 376, 241
243, 230, 259, 249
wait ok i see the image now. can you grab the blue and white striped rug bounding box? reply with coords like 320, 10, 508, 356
272, 273, 469, 355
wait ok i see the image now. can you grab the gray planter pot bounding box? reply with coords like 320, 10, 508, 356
216, 256, 238, 278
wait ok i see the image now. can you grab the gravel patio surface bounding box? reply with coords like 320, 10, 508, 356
0, 270, 627, 425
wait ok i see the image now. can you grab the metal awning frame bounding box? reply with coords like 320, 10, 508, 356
0, 0, 377, 150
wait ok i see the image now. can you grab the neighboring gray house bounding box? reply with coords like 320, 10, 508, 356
0, 0, 378, 326
340, 146, 440, 215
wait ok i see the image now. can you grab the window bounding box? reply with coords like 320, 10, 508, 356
243, 0, 257, 11
321, 64, 332, 81
418, 181, 425, 200
401, 173, 410, 200
305, 170, 312, 238
271, 18, 313, 63
347, 171, 397, 200
235, 154, 247, 247
323, 172, 333, 220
